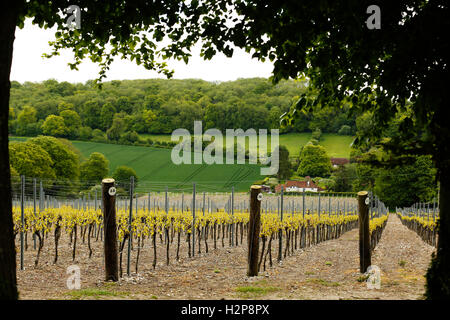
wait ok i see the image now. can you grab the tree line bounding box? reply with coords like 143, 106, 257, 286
8, 78, 356, 145
271, 110, 438, 210
9, 136, 137, 198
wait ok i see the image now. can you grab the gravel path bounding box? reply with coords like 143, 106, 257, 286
17, 214, 435, 300
260, 213, 436, 300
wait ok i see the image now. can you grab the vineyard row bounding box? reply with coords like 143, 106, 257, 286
13, 206, 388, 275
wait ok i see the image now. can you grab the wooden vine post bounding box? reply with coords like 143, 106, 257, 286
358, 191, 371, 273
247, 185, 262, 277
102, 178, 119, 281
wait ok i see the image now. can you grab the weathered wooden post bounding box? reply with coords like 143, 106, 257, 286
192, 183, 196, 257
20, 175, 24, 270
102, 178, 118, 281
33, 178, 37, 250
302, 190, 305, 218
247, 185, 262, 277
231, 187, 234, 246
318, 192, 321, 217
127, 176, 134, 276
358, 191, 371, 273
278, 186, 284, 262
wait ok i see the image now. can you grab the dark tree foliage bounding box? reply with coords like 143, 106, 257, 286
0, 0, 448, 299
275, 145, 291, 180
112, 165, 138, 193
374, 155, 437, 208
200, 1, 447, 298
332, 164, 356, 193
9, 78, 356, 138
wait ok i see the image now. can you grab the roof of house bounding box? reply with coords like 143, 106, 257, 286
330, 157, 350, 166
275, 178, 323, 192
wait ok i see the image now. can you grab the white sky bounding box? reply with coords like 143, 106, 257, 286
11, 19, 274, 84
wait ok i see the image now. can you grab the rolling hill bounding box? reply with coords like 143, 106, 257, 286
9, 133, 353, 192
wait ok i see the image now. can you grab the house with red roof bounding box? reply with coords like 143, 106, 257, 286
330, 157, 350, 168
275, 176, 323, 193
259, 185, 271, 193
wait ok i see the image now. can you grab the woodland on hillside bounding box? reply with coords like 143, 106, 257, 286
8, 78, 356, 143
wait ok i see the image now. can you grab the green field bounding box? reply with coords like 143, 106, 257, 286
318, 134, 354, 158
278, 133, 312, 157
140, 132, 352, 158
139, 133, 174, 143
9, 136, 264, 192
9, 133, 352, 192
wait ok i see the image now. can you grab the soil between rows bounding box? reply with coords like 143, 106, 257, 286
16, 214, 434, 300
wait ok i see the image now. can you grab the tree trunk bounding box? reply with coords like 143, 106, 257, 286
0, 0, 19, 300
187, 232, 191, 258
119, 235, 128, 278
204, 223, 209, 253
258, 235, 266, 272
34, 231, 43, 267
87, 224, 93, 259
213, 223, 217, 250
135, 236, 141, 273
165, 227, 170, 265
176, 231, 180, 261
152, 229, 157, 269
72, 225, 77, 261
53, 218, 62, 264
426, 164, 450, 299
263, 234, 272, 271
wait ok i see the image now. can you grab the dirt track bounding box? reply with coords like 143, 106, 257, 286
16, 214, 435, 300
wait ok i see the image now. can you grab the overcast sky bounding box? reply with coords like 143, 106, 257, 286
11, 19, 274, 84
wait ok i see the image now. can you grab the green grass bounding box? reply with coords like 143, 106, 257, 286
73, 141, 264, 192
9, 136, 263, 192
318, 134, 354, 158
139, 133, 173, 142
234, 280, 280, 298
139, 133, 312, 156
9, 132, 353, 192
307, 278, 340, 287
66, 288, 129, 300
245, 132, 353, 159
279, 133, 312, 156
9, 136, 27, 142
235, 286, 279, 294
357, 274, 370, 282
236, 132, 312, 158
138, 132, 352, 159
